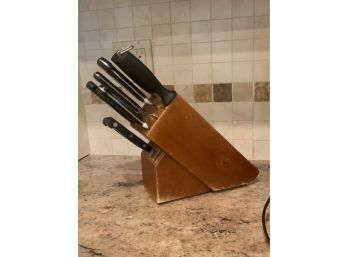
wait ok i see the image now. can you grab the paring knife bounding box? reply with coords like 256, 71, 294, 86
111, 49, 177, 106
86, 81, 149, 129
97, 57, 153, 106
103, 117, 153, 154
93, 72, 141, 114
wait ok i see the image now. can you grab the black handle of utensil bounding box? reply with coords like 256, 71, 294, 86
86, 81, 136, 125
103, 117, 153, 153
97, 57, 148, 103
93, 72, 141, 114
111, 51, 177, 106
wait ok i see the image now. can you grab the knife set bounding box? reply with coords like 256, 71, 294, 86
86, 46, 259, 203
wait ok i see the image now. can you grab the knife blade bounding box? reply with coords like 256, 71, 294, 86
103, 117, 153, 154
93, 71, 141, 114
97, 57, 153, 105
111, 49, 177, 106
86, 81, 149, 129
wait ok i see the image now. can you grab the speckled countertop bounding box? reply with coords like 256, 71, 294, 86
79, 156, 270, 257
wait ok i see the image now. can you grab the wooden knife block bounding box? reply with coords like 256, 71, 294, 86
133, 95, 259, 203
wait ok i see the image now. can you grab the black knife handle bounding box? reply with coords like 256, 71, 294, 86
97, 57, 147, 102
93, 72, 141, 113
86, 81, 135, 125
103, 117, 153, 153
111, 51, 177, 106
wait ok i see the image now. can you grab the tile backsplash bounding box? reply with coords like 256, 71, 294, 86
79, 0, 270, 160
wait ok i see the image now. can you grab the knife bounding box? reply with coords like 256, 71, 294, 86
86, 81, 149, 129
97, 57, 153, 105
93, 71, 141, 114
103, 117, 153, 154
111, 49, 177, 106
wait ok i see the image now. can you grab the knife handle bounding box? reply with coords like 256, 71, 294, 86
97, 57, 147, 103
103, 117, 153, 153
111, 51, 177, 106
93, 72, 141, 113
86, 81, 135, 124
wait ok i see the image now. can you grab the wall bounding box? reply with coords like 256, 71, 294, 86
78, 0, 270, 160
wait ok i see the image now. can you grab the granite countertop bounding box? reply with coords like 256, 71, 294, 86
79, 156, 270, 257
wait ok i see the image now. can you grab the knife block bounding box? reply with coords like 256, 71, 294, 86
141, 144, 210, 203
132, 94, 259, 203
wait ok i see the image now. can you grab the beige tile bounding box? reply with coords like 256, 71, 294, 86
114, 0, 132, 7
193, 84, 212, 102
133, 5, 151, 26
232, 82, 253, 101
232, 17, 254, 40
173, 44, 192, 64
153, 45, 173, 65
111, 138, 129, 155
80, 87, 92, 105
174, 84, 194, 102
89, 138, 114, 155
82, 30, 100, 50
134, 26, 152, 39
87, 122, 117, 139
170, 1, 190, 23
232, 102, 253, 121
213, 102, 233, 121
214, 122, 233, 139
114, 7, 133, 28
191, 21, 211, 43
255, 0, 270, 16
173, 64, 193, 85
171, 23, 191, 44
84, 104, 119, 122
254, 16, 269, 38
231, 140, 253, 160
254, 102, 270, 121
96, 0, 114, 9
212, 19, 232, 42
253, 121, 269, 140
154, 65, 174, 84
191, 0, 210, 21
132, 0, 150, 6
211, 0, 232, 19
212, 41, 232, 62
85, 49, 102, 61
151, 3, 170, 24
193, 63, 212, 84
191, 42, 211, 63
194, 102, 214, 121
80, 11, 99, 31
254, 60, 270, 81
97, 9, 114, 29
100, 29, 116, 49
253, 140, 269, 160
152, 24, 172, 45
233, 61, 253, 82
232, 0, 253, 17
254, 38, 270, 60
116, 28, 134, 41
212, 62, 232, 83
232, 39, 253, 61
232, 121, 252, 140
79, 0, 97, 11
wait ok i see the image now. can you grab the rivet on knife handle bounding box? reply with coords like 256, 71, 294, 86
111, 50, 177, 106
